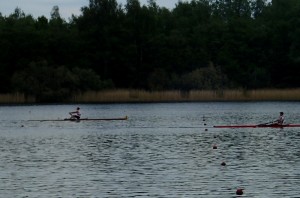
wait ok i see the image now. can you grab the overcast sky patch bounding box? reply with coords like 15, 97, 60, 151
0, 0, 182, 20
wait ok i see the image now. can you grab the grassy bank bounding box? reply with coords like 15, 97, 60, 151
1, 89, 300, 104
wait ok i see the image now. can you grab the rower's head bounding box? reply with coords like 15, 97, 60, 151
77, 107, 80, 110
280, 112, 284, 115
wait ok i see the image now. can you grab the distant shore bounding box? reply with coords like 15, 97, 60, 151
1, 89, 300, 104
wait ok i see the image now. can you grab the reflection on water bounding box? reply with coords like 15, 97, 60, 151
0, 102, 300, 197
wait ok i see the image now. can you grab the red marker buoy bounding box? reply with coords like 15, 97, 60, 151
236, 188, 243, 195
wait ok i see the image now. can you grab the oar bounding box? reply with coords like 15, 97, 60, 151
257, 121, 275, 126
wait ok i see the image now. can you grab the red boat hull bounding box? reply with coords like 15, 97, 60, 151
214, 124, 300, 128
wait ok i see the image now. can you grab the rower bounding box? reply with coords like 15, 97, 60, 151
69, 107, 81, 120
276, 112, 284, 125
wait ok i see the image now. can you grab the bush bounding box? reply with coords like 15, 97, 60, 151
11, 60, 114, 102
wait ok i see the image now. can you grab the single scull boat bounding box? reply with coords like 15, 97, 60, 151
29, 116, 128, 122
214, 123, 300, 128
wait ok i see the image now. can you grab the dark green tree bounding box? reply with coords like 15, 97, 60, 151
1, 0, 300, 98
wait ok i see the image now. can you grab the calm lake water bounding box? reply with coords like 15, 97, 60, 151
0, 102, 300, 197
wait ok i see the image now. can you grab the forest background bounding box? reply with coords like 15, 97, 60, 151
0, 0, 300, 102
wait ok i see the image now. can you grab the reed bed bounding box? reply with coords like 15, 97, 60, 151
1, 89, 300, 103
73, 90, 184, 103
74, 89, 300, 103
0, 93, 35, 104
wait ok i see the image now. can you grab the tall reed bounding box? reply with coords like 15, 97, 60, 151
73, 89, 300, 103
1, 89, 300, 103
0, 93, 35, 104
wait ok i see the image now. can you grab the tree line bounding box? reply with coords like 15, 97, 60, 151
0, 0, 300, 102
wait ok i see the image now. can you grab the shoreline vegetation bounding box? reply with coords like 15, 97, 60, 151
1, 89, 300, 104
1, 2, 300, 96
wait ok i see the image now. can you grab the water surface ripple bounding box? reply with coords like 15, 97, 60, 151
0, 102, 300, 197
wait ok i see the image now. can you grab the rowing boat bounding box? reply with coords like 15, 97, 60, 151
214, 123, 300, 128
29, 116, 128, 122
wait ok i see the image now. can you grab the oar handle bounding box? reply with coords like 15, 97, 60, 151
257, 121, 275, 126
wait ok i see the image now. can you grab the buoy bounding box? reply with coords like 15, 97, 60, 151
213, 144, 217, 149
221, 161, 226, 166
204, 123, 207, 126
205, 129, 208, 131
236, 188, 243, 195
